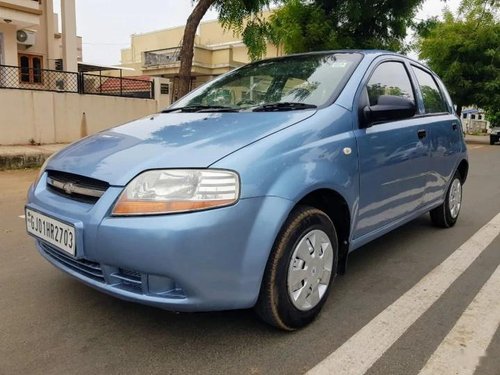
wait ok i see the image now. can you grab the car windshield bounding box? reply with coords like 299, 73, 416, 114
170, 53, 362, 111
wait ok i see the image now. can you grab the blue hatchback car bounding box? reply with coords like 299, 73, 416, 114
26, 51, 468, 330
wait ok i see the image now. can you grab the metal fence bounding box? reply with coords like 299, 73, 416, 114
0, 65, 154, 99
80, 73, 154, 99
0, 65, 79, 93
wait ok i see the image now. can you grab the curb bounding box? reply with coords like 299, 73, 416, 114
0, 152, 52, 171
0, 144, 68, 171
464, 137, 489, 145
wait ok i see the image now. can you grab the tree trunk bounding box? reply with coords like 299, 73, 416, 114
456, 104, 463, 118
177, 0, 215, 99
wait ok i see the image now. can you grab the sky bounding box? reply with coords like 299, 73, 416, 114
53, 0, 461, 66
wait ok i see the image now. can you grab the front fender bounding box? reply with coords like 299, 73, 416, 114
212, 105, 359, 223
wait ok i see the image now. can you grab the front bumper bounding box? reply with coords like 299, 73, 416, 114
27, 174, 293, 312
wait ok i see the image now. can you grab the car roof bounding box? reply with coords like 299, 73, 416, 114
253, 49, 434, 75
257, 49, 397, 59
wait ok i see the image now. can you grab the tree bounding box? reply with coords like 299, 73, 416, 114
417, 0, 499, 117
178, 0, 429, 98
177, 0, 269, 98
241, 0, 425, 59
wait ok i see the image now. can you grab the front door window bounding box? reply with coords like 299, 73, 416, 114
367, 61, 415, 107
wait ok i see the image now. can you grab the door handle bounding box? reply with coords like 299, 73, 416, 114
452, 123, 458, 131
417, 129, 427, 139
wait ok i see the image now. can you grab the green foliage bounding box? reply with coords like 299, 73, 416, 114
212, 0, 271, 61
487, 109, 500, 127
241, 18, 271, 61
269, 1, 335, 53
215, 0, 270, 31
226, 0, 425, 60
417, 0, 499, 117
420, 85, 448, 113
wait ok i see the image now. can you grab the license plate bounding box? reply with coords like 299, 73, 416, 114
26, 208, 76, 256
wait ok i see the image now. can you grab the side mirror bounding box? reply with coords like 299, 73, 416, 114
362, 95, 416, 127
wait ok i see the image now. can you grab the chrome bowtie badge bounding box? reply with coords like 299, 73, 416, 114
63, 182, 76, 195
343, 147, 352, 155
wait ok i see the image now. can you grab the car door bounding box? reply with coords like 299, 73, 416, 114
353, 59, 431, 240
410, 65, 462, 206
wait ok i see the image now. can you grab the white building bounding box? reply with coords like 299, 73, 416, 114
461, 108, 490, 134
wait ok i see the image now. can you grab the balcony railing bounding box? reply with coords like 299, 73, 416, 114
0, 64, 79, 92
0, 65, 154, 99
143, 48, 181, 68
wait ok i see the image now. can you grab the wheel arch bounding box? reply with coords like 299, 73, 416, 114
294, 188, 351, 274
457, 159, 469, 184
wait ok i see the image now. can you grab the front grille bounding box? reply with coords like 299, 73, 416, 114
117, 268, 142, 282
40, 242, 105, 282
46, 171, 109, 204
39, 242, 184, 299
113, 268, 144, 293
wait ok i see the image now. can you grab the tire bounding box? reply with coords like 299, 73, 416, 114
490, 135, 495, 145
430, 171, 463, 228
255, 206, 338, 330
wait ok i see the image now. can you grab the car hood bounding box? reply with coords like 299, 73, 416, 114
46, 111, 316, 186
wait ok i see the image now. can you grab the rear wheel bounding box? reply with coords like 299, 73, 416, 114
430, 171, 463, 228
255, 206, 338, 330
491, 135, 497, 145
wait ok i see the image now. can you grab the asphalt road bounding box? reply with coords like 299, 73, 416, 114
0, 143, 499, 375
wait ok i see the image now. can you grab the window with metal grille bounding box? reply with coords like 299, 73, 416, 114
19, 54, 43, 84
54, 59, 63, 71
160, 83, 170, 95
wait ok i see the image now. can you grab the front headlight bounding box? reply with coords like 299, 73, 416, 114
112, 169, 240, 216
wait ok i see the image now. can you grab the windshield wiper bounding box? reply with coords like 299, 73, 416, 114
162, 105, 238, 113
252, 102, 318, 112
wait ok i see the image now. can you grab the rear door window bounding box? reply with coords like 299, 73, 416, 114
412, 67, 449, 114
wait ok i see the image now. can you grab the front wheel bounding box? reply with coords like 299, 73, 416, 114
255, 206, 338, 330
430, 171, 463, 228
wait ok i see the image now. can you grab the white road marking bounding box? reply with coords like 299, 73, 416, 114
307, 213, 500, 375
418, 265, 500, 375
470, 145, 484, 149
19, 215, 25, 219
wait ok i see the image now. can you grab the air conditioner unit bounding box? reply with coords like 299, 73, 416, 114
16, 30, 36, 46
55, 79, 65, 91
